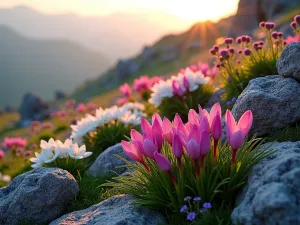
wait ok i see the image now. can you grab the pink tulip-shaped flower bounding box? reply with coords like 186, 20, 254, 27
120, 83, 132, 98
225, 110, 253, 164
131, 129, 144, 153
151, 119, 164, 150
133, 76, 150, 93
122, 140, 149, 172
154, 152, 176, 185
174, 114, 188, 137
172, 131, 184, 168
187, 139, 201, 177
209, 103, 222, 158
162, 118, 173, 144
183, 75, 190, 90
172, 80, 184, 97
188, 109, 200, 126
141, 118, 152, 138
143, 139, 158, 159
200, 130, 210, 168
116, 97, 128, 106
152, 113, 163, 126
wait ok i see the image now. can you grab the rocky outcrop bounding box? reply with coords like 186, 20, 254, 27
232, 141, 300, 225
232, 75, 300, 137
0, 168, 79, 225
19, 92, 50, 122
87, 143, 134, 177
277, 42, 300, 81
50, 194, 166, 225
116, 59, 140, 79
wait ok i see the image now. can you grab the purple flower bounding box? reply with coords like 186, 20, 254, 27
226, 101, 232, 105
203, 202, 212, 209
225, 38, 233, 45
227, 76, 232, 83
184, 196, 192, 201
259, 21, 265, 28
278, 32, 283, 38
187, 212, 196, 221
220, 49, 229, 59
265, 22, 275, 30
199, 208, 206, 213
243, 48, 251, 56
241, 35, 247, 42
259, 41, 264, 45
232, 97, 237, 102
193, 197, 202, 202
180, 205, 188, 213
294, 15, 300, 25
229, 47, 235, 54
209, 48, 216, 55
238, 50, 243, 54
291, 22, 297, 29
213, 45, 219, 51
236, 37, 242, 44
272, 32, 278, 39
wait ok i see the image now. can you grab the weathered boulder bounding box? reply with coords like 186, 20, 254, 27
116, 59, 140, 79
277, 42, 300, 81
50, 194, 166, 225
232, 75, 300, 137
19, 92, 50, 122
87, 143, 134, 177
0, 168, 79, 225
232, 141, 300, 225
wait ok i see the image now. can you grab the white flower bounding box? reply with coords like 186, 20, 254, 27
68, 143, 92, 159
40, 138, 56, 151
71, 115, 97, 144
0, 172, 11, 183
119, 111, 143, 125
30, 148, 60, 168
149, 80, 173, 107
55, 139, 72, 158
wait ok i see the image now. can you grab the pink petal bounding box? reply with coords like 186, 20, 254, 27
153, 152, 172, 172
187, 139, 201, 160
237, 110, 253, 137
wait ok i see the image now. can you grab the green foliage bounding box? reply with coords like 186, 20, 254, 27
158, 84, 214, 121
83, 122, 133, 163
65, 175, 119, 213
53, 124, 69, 134
104, 137, 273, 223
267, 123, 300, 142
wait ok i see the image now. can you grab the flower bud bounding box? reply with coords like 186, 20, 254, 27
259, 21, 265, 28
243, 48, 251, 56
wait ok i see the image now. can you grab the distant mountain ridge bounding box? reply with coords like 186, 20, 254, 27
0, 26, 111, 107
0, 5, 188, 60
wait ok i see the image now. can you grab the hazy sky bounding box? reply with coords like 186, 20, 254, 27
0, 0, 239, 23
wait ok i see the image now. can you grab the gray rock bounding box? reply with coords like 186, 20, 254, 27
232, 75, 300, 137
0, 168, 79, 225
19, 92, 50, 121
50, 194, 166, 225
116, 59, 140, 79
277, 42, 300, 81
87, 143, 134, 177
262, 0, 299, 20
232, 141, 300, 225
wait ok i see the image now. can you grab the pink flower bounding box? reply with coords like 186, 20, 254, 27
172, 131, 183, 167
141, 118, 152, 138
172, 80, 184, 96
133, 76, 150, 93
143, 139, 158, 159
0, 149, 5, 160
3, 137, 27, 150
76, 103, 86, 113
121, 140, 144, 163
153, 152, 171, 172
285, 35, 300, 44
150, 76, 162, 86
41, 122, 53, 130
65, 99, 76, 109
189, 65, 198, 72
120, 83, 132, 98
162, 118, 173, 144
183, 75, 190, 90
87, 103, 98, 111
116, 97, 128, 105
225, 110, 253, 164
151, 119, 164, 150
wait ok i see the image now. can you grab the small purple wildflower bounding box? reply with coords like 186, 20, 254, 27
243, 48, 251, 56
229, 47, 235, 54
278, 32, 283, 38
213, 45, 219, 51
238, 50, 243, 54
180, 205, 188, 213
236, 37, 242, 44
241, 36, 247, 42
227, 76, 232, 83
265, 22, 275, 30
220, 49, 229, 59
271, 32, 278, 39
259, 21, 265, 28
225, 38, 233, 45
203, 202, 212, 209
210, 48, 216, 55
199, 208, 206, 213
184, 196, 192, 202
226, 101, 232, 105
193, 197, 201, 202
291, 22, 297, 29
187, 212, 196, 221
232, 97, 237, 102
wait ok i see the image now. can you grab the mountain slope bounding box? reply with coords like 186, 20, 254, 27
0, 26, 111, 107
0, 5, 187, 60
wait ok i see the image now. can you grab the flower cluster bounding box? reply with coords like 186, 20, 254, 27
3, 137, 27, 150
188, 62, 217, 80
290, 15, 300, 34
122, 103, 253, 179
70, 103, 145, 144
180, 196, 212, 222
30, 138, 92, 168
149, 67, 210, 108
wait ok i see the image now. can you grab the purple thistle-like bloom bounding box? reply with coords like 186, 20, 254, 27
180, 205, 188, 213
209, 48, 216, 55
229, 47, 235, 54
259, 41, 264, 45
238, 50, 243, 54
216, 63, 222, 68
236, 37, 242, 44
232, 97, 237, 102
220, 49, 229, 59
193, 197, 202, 202
213, 45, 220, 51
187, 212, 196, 221
184, 196, 192, 201
244, 48, 251, 56
265, 22, 275, 30
226, 101, 232, 105
272, 32, 278, 39
259, 21, 265, 28
291, 22, 297, 29
203, 202, 212, 209
295, 15, 300, 25
225, 38, 233, 45
278, 32, 283, 38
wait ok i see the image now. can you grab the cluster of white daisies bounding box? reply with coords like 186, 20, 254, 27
149, 68, 210, 107
30, 138, 92, 168
70, 102, 145, 144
